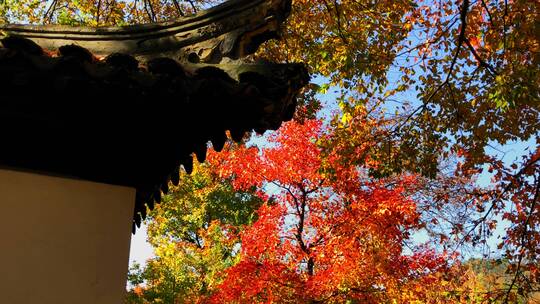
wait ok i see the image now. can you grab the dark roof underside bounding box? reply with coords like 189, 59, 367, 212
0, 38, 308, 232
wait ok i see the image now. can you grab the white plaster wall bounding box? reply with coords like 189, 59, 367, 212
0, 168, 135, 304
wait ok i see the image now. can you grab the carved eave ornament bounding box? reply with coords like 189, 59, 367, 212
0, 0, 308, 232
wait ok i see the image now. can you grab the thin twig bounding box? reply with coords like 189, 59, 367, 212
322, 0, 348, 45
480, 0, 495, 27
464, 37, 497, 76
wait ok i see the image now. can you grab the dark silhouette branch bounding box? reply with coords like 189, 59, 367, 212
143, 0, 156, 22
172, 0, 185, 16
96, 0, 102, 24
185, 0, 198, 13
43, 0, 58, 23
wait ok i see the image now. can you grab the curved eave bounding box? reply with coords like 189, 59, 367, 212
0, 0, 291, 62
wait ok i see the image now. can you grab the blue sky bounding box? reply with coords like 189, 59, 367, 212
129, 223, 154, 266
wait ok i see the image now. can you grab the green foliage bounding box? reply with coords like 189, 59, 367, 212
125, 159, 263, 303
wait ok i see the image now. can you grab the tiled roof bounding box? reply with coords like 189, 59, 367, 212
0, 0, 291, 64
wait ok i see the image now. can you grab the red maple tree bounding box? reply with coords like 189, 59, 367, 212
205, 120, 459, 303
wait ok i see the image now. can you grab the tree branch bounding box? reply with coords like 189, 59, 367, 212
504, 174, 540, 303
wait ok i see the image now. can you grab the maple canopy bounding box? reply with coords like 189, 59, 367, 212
206, 120, 455, 303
